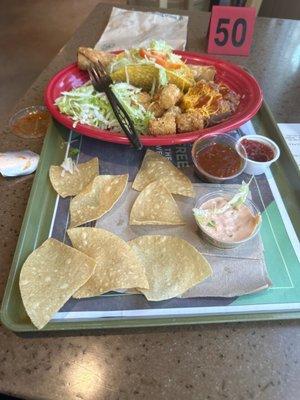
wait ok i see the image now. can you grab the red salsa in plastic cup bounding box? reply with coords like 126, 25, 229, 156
195, 142, 243, 178
240, 138, 274, 162
192, 134, 245, 183
236, 135, 280, 175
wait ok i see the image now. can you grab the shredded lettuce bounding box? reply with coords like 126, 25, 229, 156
148, 40, 171, 55
111, 82, 154, 133
149, 40, 182, 64
69, 148, 79, 159
55, 84, 118, 130
60, 157, 79, 176
149, 40, 173, 54
157, 65, 169, 86
55, 82, 153, 134
223, 179, 252, 211
124, 65, 129, 84
193, 207, 211, 226
168, 52, 183, 64
206, 220, 216, 228
150, 78, 157, 97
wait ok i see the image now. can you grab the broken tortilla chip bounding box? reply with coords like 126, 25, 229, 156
19, 238, 96, 329
49, 157, 99, 198
130, 181, 184, 225
129, 235, 212, 301
69, 174, 128, 227
132, 150, 194, 197
68, 228, 149, 298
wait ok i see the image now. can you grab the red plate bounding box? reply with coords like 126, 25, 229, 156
45, 51, 263, 146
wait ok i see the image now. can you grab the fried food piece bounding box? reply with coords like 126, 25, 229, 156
188, 65, 216, 82
137, 92, 152, 106
149, 115, 177, 136
77, 47, 115, 70
135, 92, 152, 110
164, 106, 182, 117
148, 101, 165, 118
176, 111, 204, 133
158, 84, 182, 110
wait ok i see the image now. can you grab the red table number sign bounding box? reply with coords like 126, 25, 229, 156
208, 6, 256, 56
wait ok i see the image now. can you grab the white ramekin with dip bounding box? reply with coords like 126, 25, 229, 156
193, 184, 261, 249
236, 135, 280, 175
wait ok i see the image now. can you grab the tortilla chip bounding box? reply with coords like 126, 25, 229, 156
49, 157, 99, 198
129, 235, 212, 301
19, 238, 96, 329
69, 174, 128, 227
130, 181, 184, 225
68, 228, 149, 298
132, 150, 194, 197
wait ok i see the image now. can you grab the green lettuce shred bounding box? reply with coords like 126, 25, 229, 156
149, 40, 174, 54
55, 82, 153, 134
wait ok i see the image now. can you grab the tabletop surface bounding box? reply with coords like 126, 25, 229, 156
0, 3, 300, 399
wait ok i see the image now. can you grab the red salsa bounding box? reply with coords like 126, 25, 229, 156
196, 143, 242, 178
241, 139, 274, 162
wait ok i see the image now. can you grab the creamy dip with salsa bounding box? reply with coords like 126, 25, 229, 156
200, 196, 260, 243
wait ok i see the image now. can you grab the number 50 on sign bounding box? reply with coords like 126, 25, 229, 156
208, 6, 256, 56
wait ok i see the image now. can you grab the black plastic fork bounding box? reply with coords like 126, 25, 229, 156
88, 61, 143, 150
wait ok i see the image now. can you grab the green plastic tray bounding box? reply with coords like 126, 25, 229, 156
1, 102, 299, 332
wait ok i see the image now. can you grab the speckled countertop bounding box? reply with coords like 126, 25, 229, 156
0, 3, 300, 400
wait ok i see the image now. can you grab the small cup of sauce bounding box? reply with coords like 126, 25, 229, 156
194, 190, 261, 249
9, 105, 51, 139
191, 134, 246, 183
236, 135, 280, 175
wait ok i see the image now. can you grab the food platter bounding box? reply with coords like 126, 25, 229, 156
1, 41, 298, 333
2, 34, 300, 332
1, 98, 300, 332
45, 51, 263, 146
